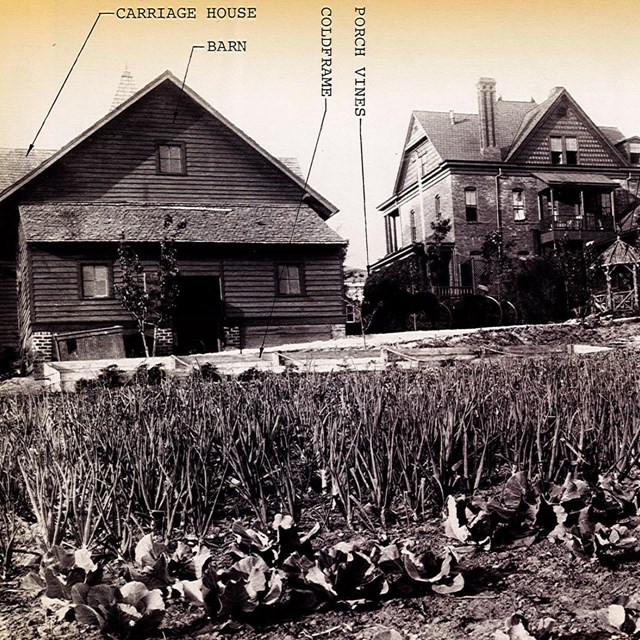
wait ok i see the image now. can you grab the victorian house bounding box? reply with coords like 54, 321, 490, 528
372, 77, 640, 294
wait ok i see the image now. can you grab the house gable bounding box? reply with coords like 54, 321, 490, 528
393, 114, 443, 194
507, 90, 627, 167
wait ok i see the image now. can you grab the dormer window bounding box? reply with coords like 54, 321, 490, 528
630, 142, 640, 165
157, 143, 186, 175
565, 137, 578, 165
550, 137, 563, 165
550, 136, 578, 165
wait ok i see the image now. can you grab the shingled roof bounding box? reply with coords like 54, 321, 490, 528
413, 99, 538, 161
0, 148, 55, 192
412, 92, 627, 163
19, 203, 347, 245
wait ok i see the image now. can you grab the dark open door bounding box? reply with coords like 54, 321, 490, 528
173, 276, 222, 355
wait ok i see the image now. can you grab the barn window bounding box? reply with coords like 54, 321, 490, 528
630, 142, 640, 165
157, 143, 186, 174
81, 265, 111, 298
276, 264, 303, 295
464, 188, 477, 222
512, 189, 525, 221
346, 304, 355, 323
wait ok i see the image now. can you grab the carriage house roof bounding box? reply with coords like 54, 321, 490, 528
19, 203, 347, 245
0, 148, 55, 192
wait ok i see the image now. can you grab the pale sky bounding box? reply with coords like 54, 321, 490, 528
2, 0, 640, 267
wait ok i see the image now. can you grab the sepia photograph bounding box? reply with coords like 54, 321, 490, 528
1, 1, 640, 638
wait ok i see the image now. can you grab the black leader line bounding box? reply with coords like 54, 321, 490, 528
173, 45, 205, 123
258, 98, 329, 358
26, 12, 114, 156
359, 117, 371, 272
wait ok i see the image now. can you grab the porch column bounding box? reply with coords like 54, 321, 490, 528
610, 191, 616, 228
579, 190, 584, 221
537, 192, 542, 221
550, 188, 556, 223
634, 266, 639, 309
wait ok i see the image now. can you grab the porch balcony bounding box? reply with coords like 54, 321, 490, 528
537, 181, 617, 246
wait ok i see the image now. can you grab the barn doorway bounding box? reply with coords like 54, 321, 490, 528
173, 276, 222, 355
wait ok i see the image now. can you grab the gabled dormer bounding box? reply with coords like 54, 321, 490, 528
393, 113, 443, 194
506, 87, 627, 167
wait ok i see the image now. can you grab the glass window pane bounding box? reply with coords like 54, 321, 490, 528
550, 137, 563, 151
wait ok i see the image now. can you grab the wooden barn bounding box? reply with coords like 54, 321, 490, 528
0, 71, 346, 362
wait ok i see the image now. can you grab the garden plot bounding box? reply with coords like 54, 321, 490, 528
2, 351, 640, 639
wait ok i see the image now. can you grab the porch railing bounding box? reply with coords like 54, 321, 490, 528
433, 286, 474, 299
591, 289, 637, 313
541, 214, 614, 233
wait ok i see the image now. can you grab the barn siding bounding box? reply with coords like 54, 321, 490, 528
24, 81, 306, 206
28, 243, 345, 340
0, 261, 19, 351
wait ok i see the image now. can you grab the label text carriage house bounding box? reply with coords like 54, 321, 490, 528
372, 77, 640, 294
0, 71, 347, 361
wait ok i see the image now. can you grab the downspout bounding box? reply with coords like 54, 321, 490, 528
495, 168, 504, 257
495, 168, 504, 299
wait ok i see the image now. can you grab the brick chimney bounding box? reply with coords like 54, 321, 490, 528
477, 77, 500, 159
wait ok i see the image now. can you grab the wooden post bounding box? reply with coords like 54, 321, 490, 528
605, 265, 613, 310
633, 265, 639, 310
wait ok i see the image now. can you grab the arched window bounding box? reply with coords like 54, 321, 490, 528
435, 195, 441, 218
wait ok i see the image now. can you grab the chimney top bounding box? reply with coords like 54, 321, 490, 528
449, 110, 456, 125
111, 68, 137, 111
477, 77, 497, 90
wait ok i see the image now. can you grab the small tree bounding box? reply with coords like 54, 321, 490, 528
116, 214, 185, 357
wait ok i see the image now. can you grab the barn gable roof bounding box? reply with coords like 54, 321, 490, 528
0, 71, 337, 218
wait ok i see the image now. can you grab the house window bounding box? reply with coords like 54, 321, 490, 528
465, 188, 477, 222
410, 209, 417, 242
420, 152, 429, 177
550, 136, 563, 165
276, 264, 303, 295
600, 192, 612, 218
460, 260, 474, 288
512, 189, 525, 221
81, 265, 111, 298
435, 195, 441, 218
565, 137, 578, 165
157, 143, 186, 174
630, 142, 640, 165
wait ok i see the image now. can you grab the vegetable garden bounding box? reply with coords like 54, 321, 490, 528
2, 351, 640, 639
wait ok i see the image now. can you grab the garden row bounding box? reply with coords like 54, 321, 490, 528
1, 351, 639, 568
